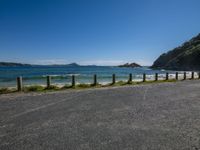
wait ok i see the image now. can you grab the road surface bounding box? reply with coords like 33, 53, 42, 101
0, 80, 200, 150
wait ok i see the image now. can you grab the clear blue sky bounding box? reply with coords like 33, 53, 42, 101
0, 0, 200, 66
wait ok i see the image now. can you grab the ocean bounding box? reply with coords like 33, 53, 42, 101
0, 66, 180, 87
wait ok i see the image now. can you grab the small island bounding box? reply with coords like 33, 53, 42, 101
118, 63, 141, 68
50, 63, 80, 67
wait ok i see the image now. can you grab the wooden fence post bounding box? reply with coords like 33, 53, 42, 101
47, 76, 51, 88
191, 72, 194, 79
128, 73, 132, 83
184, 72, 186, 80
72, 75, 75, 87
112, 74, 116, 84
93, 74, 97, 86
166, 72, 169, 80
17, 76, 23, 91
176, 72, 178, 80
143, 73, 146, 82
155, 73, 158, 81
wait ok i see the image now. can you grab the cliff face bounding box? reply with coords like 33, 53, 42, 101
152, 33, 200, 71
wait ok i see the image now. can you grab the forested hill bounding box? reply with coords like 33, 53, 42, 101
0, 62, 31, 67
152, 33, 200, 70
0, 62, 80, 67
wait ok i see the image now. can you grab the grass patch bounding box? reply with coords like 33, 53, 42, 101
76, 83, 92, 89
115, 81, 128, 86
24, 85, 45, 92
102, 79, 177, 87
61, 84, 72, 89
90, 83, 101, 87
24, 85, 60, 93
127, 81, 134, 84
75, 83, 102, 89
102, 83, 113, 87
0, 88, 10, 94
0, 88, 16, 94
102, 81, 128, 87
45, 85, 60, 91
0, 78, 189, 94
135, 79, 177, 85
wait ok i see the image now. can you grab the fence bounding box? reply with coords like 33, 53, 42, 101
14, 71, 200, 91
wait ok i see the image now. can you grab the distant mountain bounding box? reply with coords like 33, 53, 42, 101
152, 33, 200, 70
118, 63, 141, 68
0, 62, 81, 67
0, 62, 31, 67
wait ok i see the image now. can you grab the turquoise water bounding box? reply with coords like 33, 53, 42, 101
0, 66, 175, 87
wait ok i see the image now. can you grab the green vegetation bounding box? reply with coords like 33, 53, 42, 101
152, 33, 200, 70
110, 81, 128, 86
0, 88, 16, 94
45, 85, 60, 90
0, 78, 196, 95
136, 79, 177, 85
0, 62, 80, 67
0, 62, 31, 67
77, 83, 92, 88
62, 84, 73, 89
23, 85, 59, 92
0, 88, 10, 94
24, 85, 45, 92
73, 83, 102, 89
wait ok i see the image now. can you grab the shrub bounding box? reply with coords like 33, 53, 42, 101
0, 88, 10, 94
62, 84, 72, 89
77, 84, 91, 88
45, 85, 59, 90
25, 85, 44, 92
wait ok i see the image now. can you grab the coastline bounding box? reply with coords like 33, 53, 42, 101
0, 72, 197, 88
0, 72, 199, 95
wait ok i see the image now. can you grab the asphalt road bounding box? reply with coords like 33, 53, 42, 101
0, 80, 200, 150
